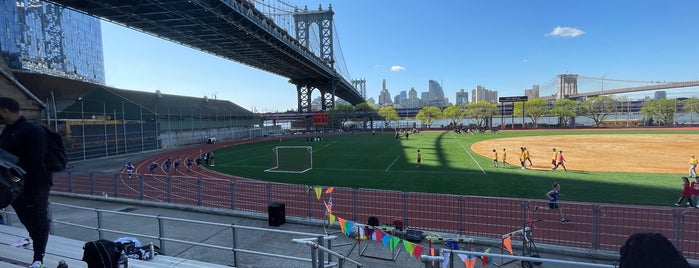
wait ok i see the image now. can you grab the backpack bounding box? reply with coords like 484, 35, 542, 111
0, 148, 26, 209
41, 125, 68, 172
82, 239, 126, 268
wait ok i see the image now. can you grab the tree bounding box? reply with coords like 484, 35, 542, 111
550, 99, 579, 127
513, 98, 549, 128
464, 101, 499, 128
442, 105, 466, 128
415, 106, 442, 128
640, 99, 676, 126
326, 104, 354, 130
378, 106, 400, 129
579, 96, 617, 127
355, 102, 377, 129
682, 97, 699, 116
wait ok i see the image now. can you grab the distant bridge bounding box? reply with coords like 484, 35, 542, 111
541, 74, 699, 100
48, 0, 364, 111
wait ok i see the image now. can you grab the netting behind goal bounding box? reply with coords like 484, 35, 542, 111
265, 146, 312, 173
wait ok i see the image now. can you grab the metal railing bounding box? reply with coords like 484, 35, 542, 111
50, 169, 699, 261
3, 202, 358, 267
419, 249, 617, 268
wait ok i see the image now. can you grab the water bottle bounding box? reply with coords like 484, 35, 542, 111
56, 260, 68, 268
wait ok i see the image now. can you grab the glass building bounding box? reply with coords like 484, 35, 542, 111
0, 0, 104, 84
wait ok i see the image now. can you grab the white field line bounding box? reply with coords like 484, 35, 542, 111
451, 133, 487, 174
385, 155, 401, 171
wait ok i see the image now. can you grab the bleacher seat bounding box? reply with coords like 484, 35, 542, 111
0, 224, 232, 268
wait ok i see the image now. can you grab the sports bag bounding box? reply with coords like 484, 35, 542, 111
0, 148, 26, 208
82, 239, 126, 268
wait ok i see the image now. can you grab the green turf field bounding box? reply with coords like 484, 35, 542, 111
210, 129, 697, 206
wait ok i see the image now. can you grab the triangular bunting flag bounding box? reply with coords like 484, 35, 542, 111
412, 244, 424, 260
503, 236, 513, 255
344, 220, 355, 236
441, 252, 451, 268
323, 201, 332, 214
388, 236, 400, 251
481, 248, 492, 266
403, 240, 415, 256
338, 217, 346, 234
305, 185, 310, 194
365, 227, 375, 238
357, 226, 367, 240
314, 186, 322, 200
328, 214, 336, 225
325, 187, 334, 194
373, 229, 383, 242
462, 254, 476, 268
381, 233, 391, 247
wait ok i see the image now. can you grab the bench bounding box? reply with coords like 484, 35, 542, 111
0, 225, 231, 268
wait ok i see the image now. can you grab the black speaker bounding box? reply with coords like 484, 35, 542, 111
268, 203, 285, 226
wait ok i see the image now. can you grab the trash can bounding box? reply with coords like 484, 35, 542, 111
268, 203, 285, 226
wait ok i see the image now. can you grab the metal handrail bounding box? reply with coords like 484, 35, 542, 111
41, 202, 342, 267
293, 238, 363, 268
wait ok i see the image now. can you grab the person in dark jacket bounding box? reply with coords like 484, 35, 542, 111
0, 97, 52, 268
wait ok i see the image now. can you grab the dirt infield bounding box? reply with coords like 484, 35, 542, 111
471, 134, 695, 174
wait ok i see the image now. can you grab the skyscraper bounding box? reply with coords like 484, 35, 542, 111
455, 89, 468, 105
0, 1, 105, 84
471, 85, 498, 103
378, 79, 393, 106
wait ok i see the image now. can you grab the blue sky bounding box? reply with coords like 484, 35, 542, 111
101, 0, 699, 112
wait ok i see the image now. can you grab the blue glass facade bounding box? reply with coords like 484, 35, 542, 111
0, 0, 104, 84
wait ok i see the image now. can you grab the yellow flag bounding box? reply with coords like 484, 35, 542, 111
314, 186, 322, 200
328, 214, 336, 225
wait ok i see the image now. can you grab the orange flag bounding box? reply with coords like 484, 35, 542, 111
503, 236, 513, 255
325, 187, 334, 194
338, 217, 347, 234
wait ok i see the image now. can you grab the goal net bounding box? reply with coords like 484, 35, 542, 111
265, 146, 313, 173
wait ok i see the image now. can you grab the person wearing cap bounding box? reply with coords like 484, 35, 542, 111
689, 154, 697, 178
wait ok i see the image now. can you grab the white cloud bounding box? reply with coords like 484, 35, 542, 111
390, 65, 406, 72
545, 26, 585, 37
522, 59, 529, 64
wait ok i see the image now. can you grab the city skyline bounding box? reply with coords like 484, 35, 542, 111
95, 1, 699, 112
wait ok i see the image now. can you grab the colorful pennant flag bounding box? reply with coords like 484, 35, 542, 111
305, 185, 310, 194
344, 220, 354, 236
503, 236, 513, 255
481, 248, 492, 266
412, 244, 424, 259
357, 226, 367, 240
325, 187, 334, 194
328, 214, 336, 225
372, 229, 383, 242
457, 254, 476, 268
441, 252, 451, 268
323, 201, 332, 214
381, 233, 391, 247
388, 236, 400, 251
338, 217, 346, 234
403, 240, 415, 256
314, 186, 322, 200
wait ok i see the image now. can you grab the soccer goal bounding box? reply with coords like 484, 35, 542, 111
265, 146, 313, 173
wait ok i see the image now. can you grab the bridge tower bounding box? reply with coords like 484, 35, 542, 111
293, 5, 337, 112
352, 79, 367, 100
556, 74, 579, 99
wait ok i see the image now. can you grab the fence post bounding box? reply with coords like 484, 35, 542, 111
139, 175, 145, 200
97, 209, 104, 240
231, 224, 238, 267
67, 171, 73, 193
89, 172, 95, 196
167, 176, 172, 203
352, 188, 358, 222
114, 172, 120, 198
197, 177, 203, 206
458, 197, 465, 236
592, 206, 601, 250
158, 216, 166, 255
307, 185, 312, 218
402, 192, 409, 227
230, 181, 236, 210
673, 210, 685, 251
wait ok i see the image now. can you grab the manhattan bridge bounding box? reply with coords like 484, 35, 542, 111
49, 0, 699, 115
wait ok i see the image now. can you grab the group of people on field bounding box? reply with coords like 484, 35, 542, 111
125, 150, 216, 176
489, 147, 567, 171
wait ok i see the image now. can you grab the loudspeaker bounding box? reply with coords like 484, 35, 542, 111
268, 203, 285, 226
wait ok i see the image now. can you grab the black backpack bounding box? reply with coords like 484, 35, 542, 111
41, 125, 67, 172
82, 239, 125, 268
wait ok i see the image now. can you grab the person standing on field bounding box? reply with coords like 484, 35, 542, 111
551, 148, 558, 170
553, 150, 568, 172
688, 154, 697, 178
502, 148, 509, 165
416, 149, 422, 167
492, 149, 499, 167
675, 177, 694, 207
519, 147, 527, 169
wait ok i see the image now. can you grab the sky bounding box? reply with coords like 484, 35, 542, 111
100, 0, 699, 113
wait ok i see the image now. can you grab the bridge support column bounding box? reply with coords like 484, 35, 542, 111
321, 91, 334, 111
297, 85, 313, 112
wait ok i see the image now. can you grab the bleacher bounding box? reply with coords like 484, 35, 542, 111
0, 224, 231, 268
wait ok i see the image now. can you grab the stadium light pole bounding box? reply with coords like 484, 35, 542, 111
601, 73, 608, 91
